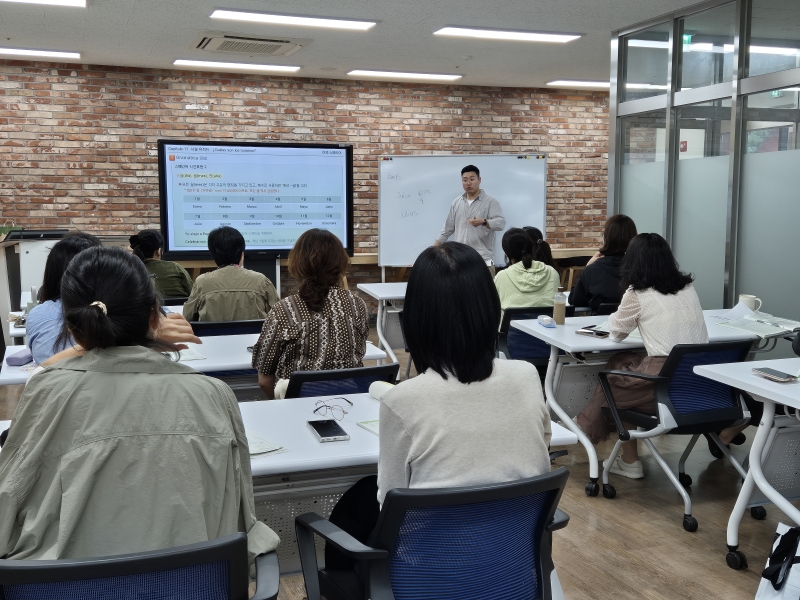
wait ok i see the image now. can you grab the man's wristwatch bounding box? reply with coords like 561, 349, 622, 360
483, 219, 488, 227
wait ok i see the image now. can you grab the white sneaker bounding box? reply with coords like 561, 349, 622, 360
603, 456, 644, 479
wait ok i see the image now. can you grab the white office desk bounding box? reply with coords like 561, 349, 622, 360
356, 282, 407, 364
0, 338, 387, 386
242, 394, 577, 477
0, 395, 576, 574
510, 310, 760, 491
695, 358, 800, 567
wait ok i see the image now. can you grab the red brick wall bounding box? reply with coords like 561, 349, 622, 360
0, 61, 608, 243
0, 61, 609, 307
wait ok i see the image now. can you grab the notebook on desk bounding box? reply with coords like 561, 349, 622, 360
718, 314, 800, 339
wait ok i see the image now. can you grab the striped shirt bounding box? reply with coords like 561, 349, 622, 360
252, 286, 369, 379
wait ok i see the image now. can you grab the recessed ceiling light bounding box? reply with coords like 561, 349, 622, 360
210, 9, 375, 31
627, 39, 669, 49
547, 80, 610, 88
0, 0, 85, 5
0, 47, 80, 59
173, 59, 300, 73
434, 27, 581, 43
347, 69, 462, 81
626, 83, 669, 89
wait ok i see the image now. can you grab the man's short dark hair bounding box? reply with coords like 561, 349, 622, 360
461, 165, 480, 178
208, 226, 245, 267
403, 242, 499, 384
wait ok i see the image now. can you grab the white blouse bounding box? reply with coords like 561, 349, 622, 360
609, 284, 709, 357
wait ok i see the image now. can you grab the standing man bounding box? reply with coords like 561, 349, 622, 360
434, 165, 505, 274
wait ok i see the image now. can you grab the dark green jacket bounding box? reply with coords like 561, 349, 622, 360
144, 259, 194, 298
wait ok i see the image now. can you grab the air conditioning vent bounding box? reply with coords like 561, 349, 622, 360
192, 32, 309, 56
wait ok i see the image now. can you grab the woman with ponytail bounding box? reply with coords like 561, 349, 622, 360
130, 229, 193, 297
494, 227, 560, 317
0, 246, 278, 561
252, 228, 369, 399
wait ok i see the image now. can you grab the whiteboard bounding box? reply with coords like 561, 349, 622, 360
378, 154, 547, 267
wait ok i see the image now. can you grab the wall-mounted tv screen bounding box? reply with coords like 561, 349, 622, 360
158, 140, 354, 260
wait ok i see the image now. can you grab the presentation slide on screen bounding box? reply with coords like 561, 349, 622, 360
162, 144, 348, 251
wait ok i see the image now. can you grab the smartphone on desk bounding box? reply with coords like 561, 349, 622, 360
576, 325, 609, 338
753, 368, 798, 383
308, 419, 350, 442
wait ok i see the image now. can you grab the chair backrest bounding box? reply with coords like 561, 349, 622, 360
500, 307, 574, 362
658, 341, 753, 422
163, 297, 189, 306
793, 333, 800, 357
190, 320, 265, 337
368, 468, 569, 600
595, 303, 619, 316
0, 533, 249, 600
285, 363, 400, 399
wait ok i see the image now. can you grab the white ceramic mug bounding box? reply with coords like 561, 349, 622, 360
739, 294, 762, 312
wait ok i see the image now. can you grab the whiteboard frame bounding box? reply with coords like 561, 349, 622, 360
377, 153, 547, 267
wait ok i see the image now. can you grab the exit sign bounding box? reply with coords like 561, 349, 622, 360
771, 90, 784, 98
682, 34, 692, 45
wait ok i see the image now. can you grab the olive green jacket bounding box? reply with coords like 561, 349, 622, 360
144, 259, 194, 298
0, 346, 279, 562
183, 266, 278, 322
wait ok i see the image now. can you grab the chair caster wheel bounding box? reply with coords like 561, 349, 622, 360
602, 484, 616, 499
726, 550, 748, 570
750, 506, 767, 520
678, 473, 692, 487
585, 482, 599, 497
683, 516, 698, 532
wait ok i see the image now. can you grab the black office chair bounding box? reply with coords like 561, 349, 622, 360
498, 307, 575, 368
163, 297, 189, 306
595, 302, 619, 316
793, 332, 800, 357
296, 468, 570, 600
285, 364, 400, 399
599, 340, 754, 531
0, 533, 279, 600
190, 320, 265, 337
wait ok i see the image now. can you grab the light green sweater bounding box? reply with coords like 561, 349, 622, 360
494, 260, 560, 314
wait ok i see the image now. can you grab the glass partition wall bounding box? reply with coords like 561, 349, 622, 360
609, 0, 800, 357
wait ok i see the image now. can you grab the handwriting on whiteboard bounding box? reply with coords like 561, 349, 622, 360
387, 173, 401, 180
400, 210, 420, 218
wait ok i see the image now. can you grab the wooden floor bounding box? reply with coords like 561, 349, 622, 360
0, 337, 788, 599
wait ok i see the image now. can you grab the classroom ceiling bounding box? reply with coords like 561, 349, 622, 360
0, 0, 706, 87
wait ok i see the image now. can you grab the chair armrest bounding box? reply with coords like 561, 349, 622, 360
598, 371, 669, 441
295, 513, 389, 600
251, 551, 280, 600
547, 508, 570, 532
295, 513, 388, 560
573, 307, 592, 316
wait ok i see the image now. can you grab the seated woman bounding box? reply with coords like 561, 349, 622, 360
570, 214, 637, 311
252, 228, 368, 399
576, 233, 708, 479
26, 232, 101, 364
325, 241, 552, 571
494, 227, 560, 314
130, 229, 193, 298
523, 225, 557, 269
0, 247, 277, 561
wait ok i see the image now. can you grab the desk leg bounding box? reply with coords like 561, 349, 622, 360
725, 400, 799, 569
543, 345, 600, 495
375, 299, 398, 365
